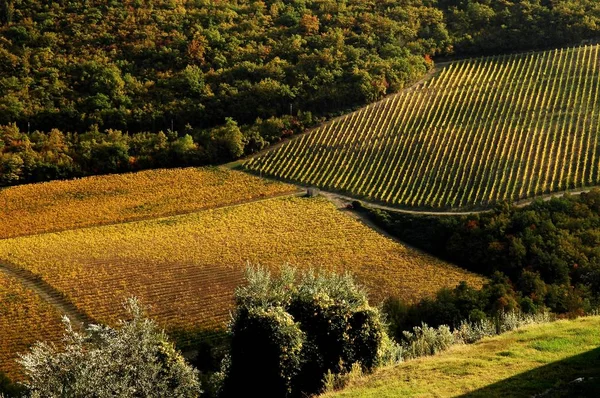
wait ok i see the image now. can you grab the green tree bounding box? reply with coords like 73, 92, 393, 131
206, 118, 244, 162
224, 266, 386, 397
0, 0, 13, 25
18, 298, 201, 398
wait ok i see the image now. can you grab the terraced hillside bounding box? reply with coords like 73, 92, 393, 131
244, 45, 600, 210
0, 197, 483, 342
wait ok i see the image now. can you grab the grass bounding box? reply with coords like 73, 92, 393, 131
245, 45, 600, 210
0, 197, 483, 338
322, 316, 600, 398
0, 273, 63, 380
0, 166, 298, 239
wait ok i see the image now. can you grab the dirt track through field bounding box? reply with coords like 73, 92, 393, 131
0, 261, 93, 329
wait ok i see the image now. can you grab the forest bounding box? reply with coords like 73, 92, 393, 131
1, 0, 599, 185
356, 191, 600, 333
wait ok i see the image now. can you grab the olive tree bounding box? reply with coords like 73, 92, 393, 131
18, 298, 201, 398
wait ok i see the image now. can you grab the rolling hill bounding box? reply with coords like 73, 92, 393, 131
244, 45, 600, 210
322, 316, 600, 398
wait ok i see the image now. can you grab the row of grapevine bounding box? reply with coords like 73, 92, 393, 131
0, 167, 297, 239
0, 273, 63, 380
245, 45, 600, 209
0, 197, 485, 336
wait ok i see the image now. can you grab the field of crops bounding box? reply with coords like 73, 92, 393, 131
0, 167, 297, 239
244, 45, 600, 209
0, 273, 63, 380
0, 197, 483, 337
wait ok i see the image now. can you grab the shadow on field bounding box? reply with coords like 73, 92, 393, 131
459, 347, 600, 397
169, 327, 229, 371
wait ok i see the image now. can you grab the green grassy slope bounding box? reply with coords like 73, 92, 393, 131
323, 317, 600, 398
245, 45, 600, 210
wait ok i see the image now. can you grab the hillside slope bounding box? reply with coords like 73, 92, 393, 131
0, 167, 297, 239
0, 196, 483, 341
323, 317, 600, 398
245, 45, 600, 210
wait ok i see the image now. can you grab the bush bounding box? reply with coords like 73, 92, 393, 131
401, 323, 454, 360
497, 310, 552, 334
223, 306, 304, 398
18, 298, 201, 398
453, 319, 497, 344
0, 371, 24, 397
223, 266, 386, 397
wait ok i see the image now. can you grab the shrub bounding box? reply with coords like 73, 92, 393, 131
377, 332, 404, 366
223, 306, 304, 398
322, 362, 364, 393
18, 298, 201, 398
0, 371, 24, 398
497, 310, 552, 334
224, 266, 386, 397
453, 319, 497, 344
401, 323, 454, 360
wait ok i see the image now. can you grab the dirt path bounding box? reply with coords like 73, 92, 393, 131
0, 261, 93, 329
301, 186, 600, 216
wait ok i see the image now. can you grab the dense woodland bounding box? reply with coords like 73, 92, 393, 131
357, 191, 600, 333
0, 0, 599, 185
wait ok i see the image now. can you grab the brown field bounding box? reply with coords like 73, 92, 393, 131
0, 167, 298, 239
0, 197, 484, 339
0, 273, 64, 380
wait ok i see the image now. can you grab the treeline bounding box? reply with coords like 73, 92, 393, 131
0, 0, 441, 143
1, 0, 599, 186
355, 191, 600, 330
438, 0, 600, 55
0, 113, 309, 185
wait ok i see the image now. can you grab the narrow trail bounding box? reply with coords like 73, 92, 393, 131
299, 185, 600, 216
0, 260, 93, 329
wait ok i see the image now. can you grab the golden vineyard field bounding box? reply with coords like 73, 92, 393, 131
0, 273, 63, 380
0, 197, 483, 338
0, 167, 298, 239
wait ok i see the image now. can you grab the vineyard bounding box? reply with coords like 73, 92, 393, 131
0, 273, 63, 380
0, 167, 297, 239
244, 45, 600, 209
0, 197, 483, 340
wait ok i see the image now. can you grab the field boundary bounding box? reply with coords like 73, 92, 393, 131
223, 64, 446, 170
0, 261, 93, 329
315, 186, 600, 216
0, 189, 304, 241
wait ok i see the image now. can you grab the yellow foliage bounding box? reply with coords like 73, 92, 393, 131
0, 273, 63, 380
0, 197, 484, 336
0, 167, 298, 239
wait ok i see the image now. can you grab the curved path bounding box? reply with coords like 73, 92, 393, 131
2, 174, 597, 347
0, 260, 94, 329
302, 185, 600, 216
